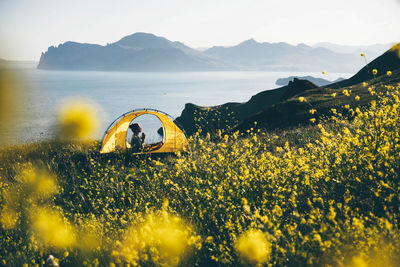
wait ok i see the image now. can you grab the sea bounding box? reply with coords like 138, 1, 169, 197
1, 63, 351, 144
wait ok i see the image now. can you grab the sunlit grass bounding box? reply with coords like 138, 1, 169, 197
1, 81, 400, 265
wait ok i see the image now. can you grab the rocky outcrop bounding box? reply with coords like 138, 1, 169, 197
280, 78, 318, 101
175, 78, 318, 135
276, 76, 345, 86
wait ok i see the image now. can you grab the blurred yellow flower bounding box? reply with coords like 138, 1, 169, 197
17, 165, 58, 199
298, 97, 306, 102
350, 254, 368, 267
0, 69, 22, 143
362, 82, 368, 87
58, 98, 99, 140
114, 209, 199, 266
322, 71, 327, 74
31, 207, 76, 249
355, 96, 360, 101
386, 71, 392, 76
235, 229, 271, 265
75, 217, 103, 251
360, 52, 365, 57
372, 69, 378, 75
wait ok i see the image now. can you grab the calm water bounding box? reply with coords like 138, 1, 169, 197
3, 66, 350, 143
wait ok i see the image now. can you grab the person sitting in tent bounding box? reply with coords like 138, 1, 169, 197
129, 123, 146, 152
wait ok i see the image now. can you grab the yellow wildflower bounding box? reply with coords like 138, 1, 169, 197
17, 165, 58, 199
235, 229, 271, 265
273, 205, 283, 217
114, 210, 198, 266
31, 207, 76, 249
58, 98, 99, 140
350, 255, 368, 267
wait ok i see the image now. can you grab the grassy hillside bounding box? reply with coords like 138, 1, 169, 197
176, 78, 318, 136
176, 44, 400, 136
1, 80, 400, 266
237, 68, 400, 132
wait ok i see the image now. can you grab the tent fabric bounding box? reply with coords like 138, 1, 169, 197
100, 109, 189, 154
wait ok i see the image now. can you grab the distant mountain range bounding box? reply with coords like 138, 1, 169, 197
38, 33, 226, 71
312, 42, 393, 59
203, 40, 362, 72
38, 32, 387, 72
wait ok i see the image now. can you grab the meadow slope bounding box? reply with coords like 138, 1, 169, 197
1, 79, 400, 266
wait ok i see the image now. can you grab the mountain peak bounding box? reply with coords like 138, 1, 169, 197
297, 43, 311, 49
114, 32, 173, 49
239, 38, 259, 46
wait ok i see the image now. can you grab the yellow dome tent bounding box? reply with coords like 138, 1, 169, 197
100, 109, 189, 154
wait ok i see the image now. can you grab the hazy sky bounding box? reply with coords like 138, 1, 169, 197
1, 0, 399, 60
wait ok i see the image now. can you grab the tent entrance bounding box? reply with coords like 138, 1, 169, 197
126, 114, 164, 152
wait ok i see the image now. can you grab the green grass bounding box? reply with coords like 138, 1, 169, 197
1, 82, 400, 266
